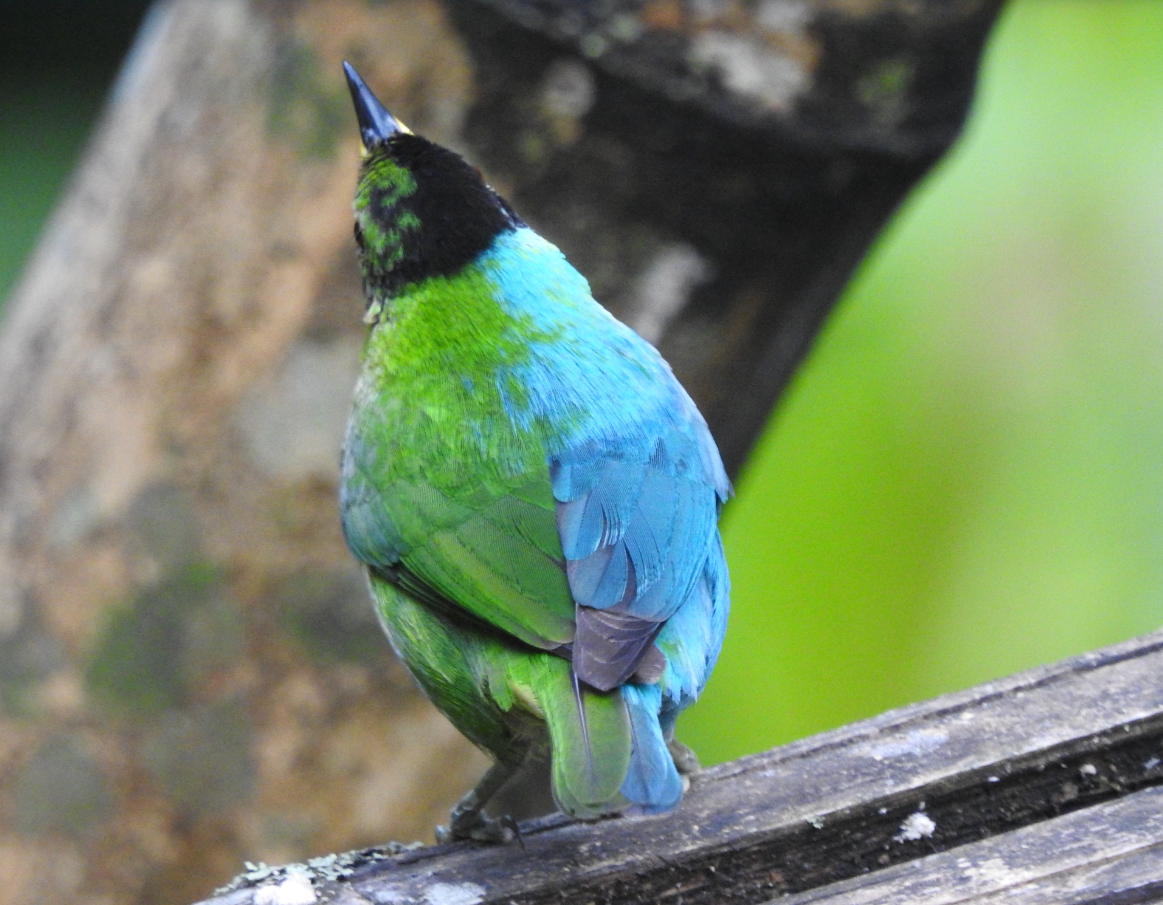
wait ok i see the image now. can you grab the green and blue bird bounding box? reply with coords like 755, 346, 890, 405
339, 62, 731, 842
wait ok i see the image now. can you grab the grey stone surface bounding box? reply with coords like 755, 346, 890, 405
127, 480, 204, 569
0, 606, 66, 714
235, 337, 363, 483
86, 566, 231, 716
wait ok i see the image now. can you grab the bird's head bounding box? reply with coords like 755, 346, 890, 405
343, 62, 521, 305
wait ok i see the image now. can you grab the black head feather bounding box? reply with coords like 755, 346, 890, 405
354, 132, 523, 299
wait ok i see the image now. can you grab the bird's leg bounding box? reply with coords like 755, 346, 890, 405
436, 758, 522, 844
667, 737, 701, 775
665, 733, 701, 794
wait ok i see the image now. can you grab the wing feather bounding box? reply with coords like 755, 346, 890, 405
552, 386, 730, 690
342, 463, 576, 650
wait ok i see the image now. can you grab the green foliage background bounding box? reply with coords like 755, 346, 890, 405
683, 0, 1163, 763
3, 1, 1162, 767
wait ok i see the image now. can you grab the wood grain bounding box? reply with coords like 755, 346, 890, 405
777, 787, 1163, 904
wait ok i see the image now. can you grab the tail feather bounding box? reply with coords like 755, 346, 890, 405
620, 683, 683, 813
534, 656, 631, 817
524, 658, 684, 818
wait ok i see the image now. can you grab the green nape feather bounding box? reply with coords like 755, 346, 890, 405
367, 572, 631, 817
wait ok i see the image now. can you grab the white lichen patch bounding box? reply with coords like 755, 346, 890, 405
540, 58, 596, 121
254, 870, 317, 905
628, 243, 712, 343
755, 0, 810, 35
216, 842, 424, 897
863, 728, 949, 762
425, 881, 486, 905
893, 811, 936, 843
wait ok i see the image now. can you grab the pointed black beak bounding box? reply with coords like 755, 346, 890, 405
344, 61, 405, 149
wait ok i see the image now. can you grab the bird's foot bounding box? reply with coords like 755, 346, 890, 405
668, 738, 701, 776
436, 758, 525, 844
436, 809, 522, 845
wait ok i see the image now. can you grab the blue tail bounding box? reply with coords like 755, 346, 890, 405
619, 683, 683, 813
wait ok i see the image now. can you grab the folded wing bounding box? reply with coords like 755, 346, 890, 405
552, 391, 730, 691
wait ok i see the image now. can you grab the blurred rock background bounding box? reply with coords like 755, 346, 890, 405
0, 4, 493, 902
1, 1, 1163, 904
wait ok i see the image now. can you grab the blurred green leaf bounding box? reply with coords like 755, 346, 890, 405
684, 0, 1163, 764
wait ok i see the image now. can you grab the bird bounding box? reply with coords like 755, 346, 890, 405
338, 61, 731, 843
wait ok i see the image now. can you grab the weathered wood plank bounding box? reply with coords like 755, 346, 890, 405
774, 785, 1163, 904
201, 629, 1163, 905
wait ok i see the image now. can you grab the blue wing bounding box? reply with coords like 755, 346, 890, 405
480, 226, 731, 695
550, 386, 730, 690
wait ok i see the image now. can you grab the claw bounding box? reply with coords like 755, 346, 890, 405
436, 758, 525, 845
501, 814, 524, 850
439, 809, 520, 844
468, 814, 517, 844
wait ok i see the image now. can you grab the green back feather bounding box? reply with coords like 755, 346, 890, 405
344, 261, 580, 649
371, 572, 634, 818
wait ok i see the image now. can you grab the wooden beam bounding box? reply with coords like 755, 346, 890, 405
777, 786, 1163, 904
201, 629, 1163, 905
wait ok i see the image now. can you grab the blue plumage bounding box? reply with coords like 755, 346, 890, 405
621, 683, 683, 812
477, 227, 730, 699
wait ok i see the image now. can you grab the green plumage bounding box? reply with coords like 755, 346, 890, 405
346, 265, 578, 650
367, 576, 633, 818
347, 222, 638, 818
